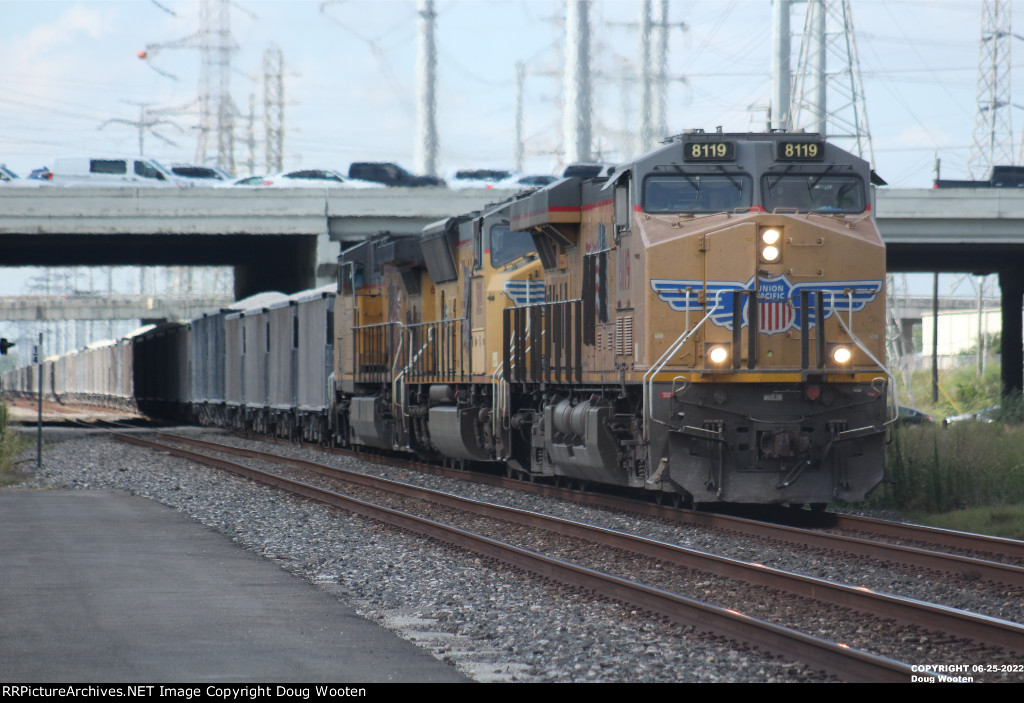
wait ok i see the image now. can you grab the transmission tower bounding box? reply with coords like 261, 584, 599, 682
563, 0, 592, 164
202, 0, 237, 174
415, 0, 439, 177
244, 93, 257, 175
99, 101, 183, 154
142, 0, 238, 173
967, 0, 1014, 179
634, 0, 679, 155
263, 45, 285, 173
789, 0, 874, 164
636, 2, 653, 154
652, 0, 670, 142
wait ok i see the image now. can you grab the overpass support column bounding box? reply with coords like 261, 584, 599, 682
999, 268, 1024, 397
316, 232, 340, 289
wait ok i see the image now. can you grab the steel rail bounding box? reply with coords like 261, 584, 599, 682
827, 513, 1024, 562
151, 432, 1024, 654
241, 432, 1024, 587
113, 432, 920, 683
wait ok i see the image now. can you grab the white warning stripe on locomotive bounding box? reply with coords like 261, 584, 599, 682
503, 280, 546, 306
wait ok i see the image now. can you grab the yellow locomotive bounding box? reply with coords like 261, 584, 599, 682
335, 131, 889, 506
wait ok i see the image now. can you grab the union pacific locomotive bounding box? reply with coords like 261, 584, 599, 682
2, 131, 890, 507
336, 131, 890, 505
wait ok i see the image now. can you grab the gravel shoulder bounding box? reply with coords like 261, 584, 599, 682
7, 430, 1017, 682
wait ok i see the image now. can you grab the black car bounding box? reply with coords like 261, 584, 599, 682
898, 406, 935, 425
348, 162, 445, 187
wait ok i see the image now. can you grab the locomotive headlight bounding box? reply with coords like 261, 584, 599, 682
708, 345, 729, 365
832, 346, 852, 364
760, 227, 782, 263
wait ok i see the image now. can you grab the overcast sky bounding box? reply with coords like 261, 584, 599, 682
0, 0, 1014, 186
0, 0, 1016, 303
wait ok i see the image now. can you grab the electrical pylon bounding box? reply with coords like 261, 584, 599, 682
415, 0, 438, 177
967, 0, 1014, 179
143, 0, 237, 173
788, 0, 874, 165
263, 45, 285, 174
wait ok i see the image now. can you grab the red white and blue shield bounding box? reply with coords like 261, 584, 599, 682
759, 298, 795, 333
755, 275, 796, 334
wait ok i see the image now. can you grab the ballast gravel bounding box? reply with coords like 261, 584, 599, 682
9, 430, 1019, 682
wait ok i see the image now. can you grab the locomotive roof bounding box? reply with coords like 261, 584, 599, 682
625, 129, 871, 180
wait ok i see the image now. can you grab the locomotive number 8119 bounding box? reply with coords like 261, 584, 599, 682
335, 130, 890, 507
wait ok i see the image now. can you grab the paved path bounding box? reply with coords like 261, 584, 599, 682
0, 490, 468, 683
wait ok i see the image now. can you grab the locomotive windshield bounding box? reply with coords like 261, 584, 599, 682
761, 174, 865, 213
642, 174, 752, 214
490, 224, 536, 267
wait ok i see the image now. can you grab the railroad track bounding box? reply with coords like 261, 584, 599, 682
113, 430, 1024, 682
251, 430, 1024, 586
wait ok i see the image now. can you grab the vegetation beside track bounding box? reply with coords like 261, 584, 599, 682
864, 420, 1024, 538
908, 503, 1024, 540
0, 402, 29, 487
877, 362, 1024, 538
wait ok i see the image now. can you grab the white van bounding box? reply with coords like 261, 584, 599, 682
49, 157, 180, 187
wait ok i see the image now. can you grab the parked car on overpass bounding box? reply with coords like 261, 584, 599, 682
1, 164, 49, 187
498, 173, 559, 189
49, 156, 181, 187
446, 168, 515, 190
162, 162, 231, 186
260, 169, 384, 188
220, 175, 266, 187
348, 162, 445, 187
561, 162, 615, 179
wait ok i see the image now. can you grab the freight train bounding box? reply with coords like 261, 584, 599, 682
1, 131, 891, 507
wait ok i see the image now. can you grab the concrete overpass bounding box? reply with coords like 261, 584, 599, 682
875, 188, 1024, 395
0, 294, 235, 322
4, 184, 1024, 391
0, 186, 516, 299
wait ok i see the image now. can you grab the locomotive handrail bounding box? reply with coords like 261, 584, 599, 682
403, 316, 469, 330
390, 326, 436, 450
352, 320, 400, 381
352, 320, 401, 330
643, 290, 728, 441
390, 331, 407, 432
825, 289, 897, 425
491, 360, 510, 459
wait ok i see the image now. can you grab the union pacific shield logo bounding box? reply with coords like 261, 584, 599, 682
650, 274, 882, 335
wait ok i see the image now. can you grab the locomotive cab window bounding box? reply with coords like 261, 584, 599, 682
761, 174, 865, 214
642, 174, 752, 214
340, 264, 364, 293
490, 224, 535, 268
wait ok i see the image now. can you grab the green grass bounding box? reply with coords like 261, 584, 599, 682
872, 421, 1024, 514
875, 361, 1024, 538
896, 364, 1003, 420
907, 504, 1024, 540
0, 403, 29, 487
